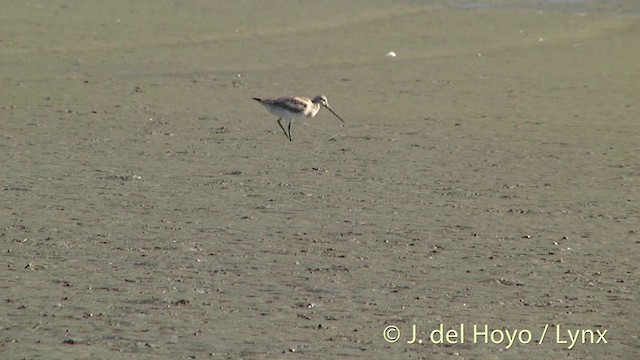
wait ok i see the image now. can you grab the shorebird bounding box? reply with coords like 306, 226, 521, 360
252, 95, 345, 141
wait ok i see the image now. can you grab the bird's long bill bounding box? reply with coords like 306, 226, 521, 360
326, 106, 345, 123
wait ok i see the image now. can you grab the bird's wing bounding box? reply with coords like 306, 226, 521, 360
267, 97, 309, 114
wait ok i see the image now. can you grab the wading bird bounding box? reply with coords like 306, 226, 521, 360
252, 95, 345, 141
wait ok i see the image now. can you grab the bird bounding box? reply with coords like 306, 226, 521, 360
252, 95, 345, 141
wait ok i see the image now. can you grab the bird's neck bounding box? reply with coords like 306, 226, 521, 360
308, 103, 321, 117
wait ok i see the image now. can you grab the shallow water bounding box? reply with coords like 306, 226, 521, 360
436, 0, 640, 15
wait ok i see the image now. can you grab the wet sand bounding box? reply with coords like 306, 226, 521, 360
1, 1, 639, 358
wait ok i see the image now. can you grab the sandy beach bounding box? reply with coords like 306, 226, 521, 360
1, 0, 638, 358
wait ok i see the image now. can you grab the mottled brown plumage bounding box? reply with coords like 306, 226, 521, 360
253, 95, 344, 141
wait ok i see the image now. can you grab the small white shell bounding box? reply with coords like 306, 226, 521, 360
386, 51, 397, 58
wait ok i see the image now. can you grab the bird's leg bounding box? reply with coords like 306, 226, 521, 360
277, 118, 289, 139
287, 120, 292, 141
